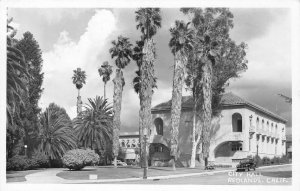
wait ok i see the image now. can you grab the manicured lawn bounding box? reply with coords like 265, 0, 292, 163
57, 166, 233, 180
6, 169, 44, 182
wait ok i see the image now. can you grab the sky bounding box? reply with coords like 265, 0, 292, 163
8, 8, 292, 134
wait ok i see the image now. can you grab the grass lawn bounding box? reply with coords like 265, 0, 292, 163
57, 166, 233, 180
6, 169, 44, 183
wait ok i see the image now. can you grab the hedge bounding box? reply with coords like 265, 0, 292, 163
6, 151, 50, 171
247, 155, 290, 167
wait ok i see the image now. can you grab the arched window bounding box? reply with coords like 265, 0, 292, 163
256, 117, 259, 128
232, 113, 242, 132
154, 118, 164, 135
121, 141, 125, 147
262, 119, 265, 130
267, 121, 269, 131
126, 139, 131, 148
131, 140, 136, 148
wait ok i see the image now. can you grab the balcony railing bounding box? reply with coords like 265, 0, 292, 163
256, 127, 262, 135
262, 129, 267, 137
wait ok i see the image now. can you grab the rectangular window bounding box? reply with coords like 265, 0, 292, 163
231, 143, 243, 151
154, 146, 163, 152
159, 146, 163, 152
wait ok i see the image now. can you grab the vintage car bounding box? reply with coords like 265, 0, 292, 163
236, 158, 256, 171
116, 160, 127, 166
205, 162, 215, 170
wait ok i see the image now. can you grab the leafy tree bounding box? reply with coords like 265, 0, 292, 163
6, 19, 29, 125
72, 68, 86, 115
48, 102, 71, 121
98, 61, 113, 99
168, 20, 194, 170
6, 18, 30, 158
135, 8, 161, 167
109, 35, 133, 167
15, 31, 44, 155
38, 104, 77, 160
181, 8, 247, 168
74, 96, 113, 155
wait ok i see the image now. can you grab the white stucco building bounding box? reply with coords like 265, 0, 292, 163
119, 134, 139, 162
149, 92, 287, 166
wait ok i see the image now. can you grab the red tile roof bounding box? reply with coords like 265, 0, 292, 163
152, 92, 287, 123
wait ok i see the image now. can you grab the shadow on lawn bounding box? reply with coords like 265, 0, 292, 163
63, 168, 97, 172
261, 171, 292, 178
148, 167, 177, 171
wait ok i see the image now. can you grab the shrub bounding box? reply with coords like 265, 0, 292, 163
279, 155, 289, 164
262, 157, 271, 165
254, 155, 263, 166
6, 153, 51, 171
31, 150, 50, 168
83, 149, 100, 166
7, 155, 30, 171
62, 149, 100, 170
271, 156, 280, 165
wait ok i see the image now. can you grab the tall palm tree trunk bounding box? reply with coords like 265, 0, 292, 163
77, 89, 82, 115
104, 82, 106, 100
201, 57, 213, 168
190, 98, 197, 168
170, 52, 186, 170
112, 68, 123, 168
139, 39, 155, 168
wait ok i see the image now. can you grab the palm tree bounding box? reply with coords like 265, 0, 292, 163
169, 20, 194, 170
74, 96, 113, 155
72, 68, 86, 115
132, 39, 158, 95
38, 105, 77, 161
133, 70, 158, 95
109, 35, 133, 167
132, 39, 144, 95
98, 61, 113, 100
135, 8, 161, 167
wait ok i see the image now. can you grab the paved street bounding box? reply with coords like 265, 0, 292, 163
104, 164, 292, 185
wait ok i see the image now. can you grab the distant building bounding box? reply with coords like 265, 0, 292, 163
119, 134, 139, 163
286, 127, 292, 159
149, 93, 287, 167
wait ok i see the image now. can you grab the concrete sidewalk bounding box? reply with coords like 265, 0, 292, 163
17, 164, 291, 184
